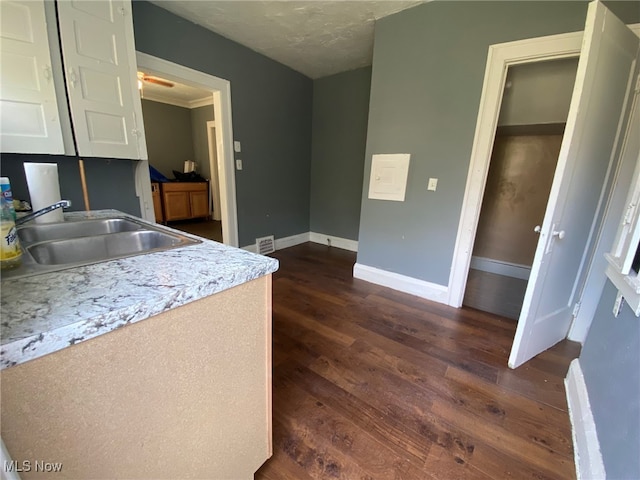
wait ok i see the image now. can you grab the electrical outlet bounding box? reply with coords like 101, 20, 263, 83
613, 291, 624, 317
234, 141, 241, 153
428, 178, 438, 191
235, 159, 243, 170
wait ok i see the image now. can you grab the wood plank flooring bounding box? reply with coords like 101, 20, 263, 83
168, 219, 222, 242
463, 269, 528, 320
256, 243, 580, 480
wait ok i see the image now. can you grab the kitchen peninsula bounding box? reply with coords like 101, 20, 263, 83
0, 210, 278, 479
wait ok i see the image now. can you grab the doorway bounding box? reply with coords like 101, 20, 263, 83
463, 58, 578, 320
135, 52, 239, 248
449, 7, 639, 368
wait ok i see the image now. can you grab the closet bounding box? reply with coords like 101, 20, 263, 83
463, 57, 579, 319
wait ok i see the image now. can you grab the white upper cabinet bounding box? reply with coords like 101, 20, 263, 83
0, 0, 66, 154
0, 0, 147, 160
57, 0, 147, 160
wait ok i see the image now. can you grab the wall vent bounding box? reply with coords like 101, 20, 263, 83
256, 235, 275, 255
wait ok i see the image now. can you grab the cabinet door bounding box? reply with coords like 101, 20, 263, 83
57, 0, 147, 160
0, 0, 65, 154
163, 191, 190, 221
190, 190, 209, 218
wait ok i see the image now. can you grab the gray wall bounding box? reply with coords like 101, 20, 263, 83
190, 104, 215, 182
310, 67, 372, 240
499, 57, 579, 127
132, 1, 313, 247
356, 0, 640, 285
141, 99, 195, 178
0, 154, 141, 216
580, 281, 640, 479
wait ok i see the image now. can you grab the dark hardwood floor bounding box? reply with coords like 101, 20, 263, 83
256, 243, 580, 480
168, 218, 222, 242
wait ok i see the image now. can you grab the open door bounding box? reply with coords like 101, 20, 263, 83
509, 1, 640, 368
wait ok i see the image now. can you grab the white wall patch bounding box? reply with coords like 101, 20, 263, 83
368, 154, 411, 201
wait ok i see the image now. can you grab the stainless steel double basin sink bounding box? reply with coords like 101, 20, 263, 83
5, 217, 201, 278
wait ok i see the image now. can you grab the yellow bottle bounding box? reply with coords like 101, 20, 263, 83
1, 179, 22, 270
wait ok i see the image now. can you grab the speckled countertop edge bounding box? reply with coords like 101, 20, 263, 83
0, 210, 279, 369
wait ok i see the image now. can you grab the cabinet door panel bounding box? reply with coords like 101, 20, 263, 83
163, 191, 190, 221
190, 191, 209, 218
57, 0, 147, 160
0, 0, 65, 154
69, 0, 114, 23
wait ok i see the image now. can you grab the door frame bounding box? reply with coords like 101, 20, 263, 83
447, 31, 583, 309
135, 52, 239, 248
206, 120, 222, 222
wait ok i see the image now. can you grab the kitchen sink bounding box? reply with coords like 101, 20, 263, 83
18, 218, 143, 243
2, 217, 201, 279
27, 230, 193, 265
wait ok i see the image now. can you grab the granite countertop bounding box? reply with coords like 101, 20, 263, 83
0, 210, 279, 370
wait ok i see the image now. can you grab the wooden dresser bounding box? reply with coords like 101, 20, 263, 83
152, 182, 209, 223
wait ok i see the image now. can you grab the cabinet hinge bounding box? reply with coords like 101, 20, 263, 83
572, 302, 581, 318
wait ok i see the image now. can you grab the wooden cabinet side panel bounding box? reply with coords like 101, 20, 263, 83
151, 183, 164, 223
0, 276, 272, 479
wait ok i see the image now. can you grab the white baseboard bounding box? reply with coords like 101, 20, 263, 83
565, 359, 605, 480
276, 232, 310, 250
470, 256, 531, 280
241, 232, 310, 254
309, 232, 358, 252
353, 263, 448, 304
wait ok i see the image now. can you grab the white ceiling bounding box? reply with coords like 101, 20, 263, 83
149, 1, 427, 79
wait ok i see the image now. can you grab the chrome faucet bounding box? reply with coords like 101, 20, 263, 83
15, 200, 71, 226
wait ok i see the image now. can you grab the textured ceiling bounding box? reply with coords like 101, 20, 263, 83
149, 1, 427, 79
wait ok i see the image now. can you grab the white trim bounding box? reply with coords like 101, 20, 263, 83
447, 31, 584, 308
353, 263, 449, 304
140, 92, 214, 110
605, 262, 640, 316
141, 91, 191, 109
134, 160, 155, 222
309, 232, 358, 252
189, 97, 214, 109
242, 232, 310, 254
136, 52, 239, 248
275, 232, 310, 250
207, 120, 222, 221
565, 359, 606, 480
470, 256, 531, 281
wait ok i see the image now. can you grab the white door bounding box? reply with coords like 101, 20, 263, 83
509, 1, 640, 368
57, 0, 147, 160
0, 0, 65, 154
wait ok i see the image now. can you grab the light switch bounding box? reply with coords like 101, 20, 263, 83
428, 178, 438, 191
235, 159, 243, 170
234, 141, 241, 153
